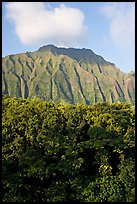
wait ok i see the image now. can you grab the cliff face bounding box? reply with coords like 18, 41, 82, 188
2, 45, 135, 105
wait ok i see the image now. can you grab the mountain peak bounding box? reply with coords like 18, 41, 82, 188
37, 44, 109, 65
2, 44, 135, 105
38, 44, 92, 53
38, 44, 57, 52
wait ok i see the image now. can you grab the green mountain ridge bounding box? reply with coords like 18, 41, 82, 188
2, 44, 135, 105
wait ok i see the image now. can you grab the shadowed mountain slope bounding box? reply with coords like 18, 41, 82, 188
2, 45, 135, 105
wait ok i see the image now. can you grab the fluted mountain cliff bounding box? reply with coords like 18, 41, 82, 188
2, 45, 135, 105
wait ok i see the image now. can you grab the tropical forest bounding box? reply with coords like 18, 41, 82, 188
2, 2, 135, 201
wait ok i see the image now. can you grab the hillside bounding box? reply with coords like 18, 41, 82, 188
2, 45, 135, 105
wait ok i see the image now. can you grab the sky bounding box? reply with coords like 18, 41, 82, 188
2, 2, 135, 73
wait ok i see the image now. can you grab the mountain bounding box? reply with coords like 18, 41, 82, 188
2, 45, 135, 105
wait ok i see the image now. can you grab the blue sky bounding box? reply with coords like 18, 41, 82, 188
2, 2, 135, 73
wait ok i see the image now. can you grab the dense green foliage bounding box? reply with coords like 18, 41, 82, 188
2, 95, 135, 202
2, 45, 135, 105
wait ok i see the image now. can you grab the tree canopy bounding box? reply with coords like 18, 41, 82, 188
2, 95, 135, 202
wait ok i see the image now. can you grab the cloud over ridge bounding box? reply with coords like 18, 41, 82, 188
5, 2, 88, 47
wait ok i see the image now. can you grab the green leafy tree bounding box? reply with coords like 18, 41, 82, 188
2, 97, 135, 202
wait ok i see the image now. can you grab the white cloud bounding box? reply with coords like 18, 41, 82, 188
5, 2, 88, 47
101, 2, 135, 48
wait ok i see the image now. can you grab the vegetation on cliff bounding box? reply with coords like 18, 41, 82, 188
2, 45, 135, 105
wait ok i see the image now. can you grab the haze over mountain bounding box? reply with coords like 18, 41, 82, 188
2, 45, 135, 105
